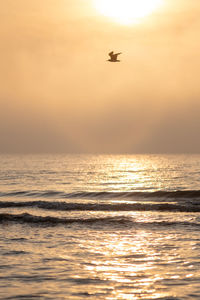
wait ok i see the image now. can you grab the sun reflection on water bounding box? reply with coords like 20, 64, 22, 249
91, 155, 175, 193
83, 227, 169, 299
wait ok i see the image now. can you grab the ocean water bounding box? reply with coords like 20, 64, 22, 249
1, 154, 200, 300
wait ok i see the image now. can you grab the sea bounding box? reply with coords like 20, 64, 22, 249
1, 154, 200, 300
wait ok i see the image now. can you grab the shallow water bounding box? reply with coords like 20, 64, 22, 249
1, 154, 200, 299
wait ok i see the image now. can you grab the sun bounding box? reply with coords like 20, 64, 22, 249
94, 0, 163, 25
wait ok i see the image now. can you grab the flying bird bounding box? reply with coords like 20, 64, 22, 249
108, 51, 122, 62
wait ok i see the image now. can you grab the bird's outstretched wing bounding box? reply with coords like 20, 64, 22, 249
115, 52, 122, 58
112, 52, 121, 60
108, 51, 122, 61
109, 51, 114, 58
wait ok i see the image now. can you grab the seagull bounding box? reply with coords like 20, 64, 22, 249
108, 51, 122, 62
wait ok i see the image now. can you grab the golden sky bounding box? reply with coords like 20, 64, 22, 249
0, 0, 200, 153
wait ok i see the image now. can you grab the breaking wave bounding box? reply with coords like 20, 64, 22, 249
0, 199, 200, 212
1, 190, 200, 200
0, 212, 200, 228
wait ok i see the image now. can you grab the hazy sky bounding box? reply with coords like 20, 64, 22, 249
1, 0, 200, 153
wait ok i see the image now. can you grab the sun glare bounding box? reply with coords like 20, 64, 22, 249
94, 0, 163, 25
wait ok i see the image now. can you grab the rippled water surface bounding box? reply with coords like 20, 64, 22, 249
1, 154, 200, 299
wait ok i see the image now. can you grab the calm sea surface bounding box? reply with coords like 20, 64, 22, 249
1, 154, 200, 299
